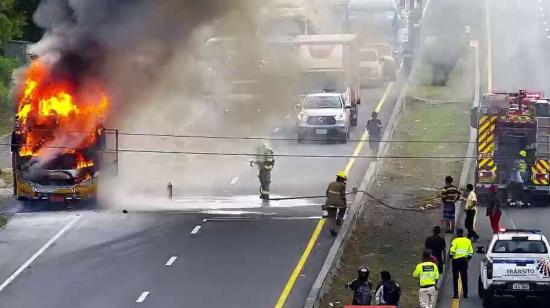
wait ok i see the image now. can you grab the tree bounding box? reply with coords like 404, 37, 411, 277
14, 0, 43, 42
0, 0, 27, 47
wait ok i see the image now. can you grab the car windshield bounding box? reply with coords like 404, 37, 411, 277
304, 96, 342, 109
361, 50, 378, 61
300, 71, 346, 94
373, 45, 392, 57
492, 240, 548, 254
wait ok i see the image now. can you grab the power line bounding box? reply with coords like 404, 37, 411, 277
8, 128, 550, 144
0, 142, 535, 160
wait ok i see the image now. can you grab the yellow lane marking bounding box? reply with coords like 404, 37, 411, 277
344, 82, 393, 175
275, 219, 325, 308
275, 82, 393, 307
486, 0, 493, 92
451, 276, 463, 308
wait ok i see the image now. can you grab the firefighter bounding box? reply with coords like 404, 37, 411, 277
251, 142, 275, 200
509, 150, 528, 206
324, 171, 348, 236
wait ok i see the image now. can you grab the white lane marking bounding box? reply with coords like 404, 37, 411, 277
191, 225, 202, 234
136, 291, 150, 303
0, 215, 82, 293
230, 177, 239, 185
165, 256, 178, 266
273, 127, 280, 133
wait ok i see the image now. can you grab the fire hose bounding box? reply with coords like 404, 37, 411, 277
268, 187, 441, 212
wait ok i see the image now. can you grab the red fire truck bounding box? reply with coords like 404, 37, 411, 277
471, 90, 550, 206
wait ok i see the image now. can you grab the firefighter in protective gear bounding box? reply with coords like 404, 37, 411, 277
324, 171, 347, 237
509, 150, 528, 206
251, 142, 275, 200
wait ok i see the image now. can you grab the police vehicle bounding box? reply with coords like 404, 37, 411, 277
478, 229, 550, 307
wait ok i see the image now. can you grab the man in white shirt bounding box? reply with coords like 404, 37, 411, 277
462, 184, 479, 241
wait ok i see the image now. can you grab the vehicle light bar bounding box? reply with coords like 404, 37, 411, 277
498, 228, 541, 234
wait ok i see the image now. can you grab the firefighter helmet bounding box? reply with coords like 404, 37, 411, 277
337, 171, 347, 180
519, 150, 527, 157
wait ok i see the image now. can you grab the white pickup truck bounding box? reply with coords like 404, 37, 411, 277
478, 229, 550, 307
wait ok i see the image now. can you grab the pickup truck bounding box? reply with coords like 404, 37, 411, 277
478, 229, 550, 307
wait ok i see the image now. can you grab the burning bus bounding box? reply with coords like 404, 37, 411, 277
10, 60, 118, 202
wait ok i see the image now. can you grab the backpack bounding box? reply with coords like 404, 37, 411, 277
353, 281, 372, 305
383, 281, 401, 305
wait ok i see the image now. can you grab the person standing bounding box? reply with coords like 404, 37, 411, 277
251, 142, 275, 200
324, 171, 348, 236
375, 270, 401, 306
449, 228, 474, 299
346, 266, 373, 305
441, 176, 461, 233
486, 186, 502, 233
413, 251, 440, 308
366, 111, 383, 153
425, 226, 446, 272
462, 184, 480, 241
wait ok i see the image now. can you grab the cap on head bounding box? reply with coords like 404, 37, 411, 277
337, 171, 347, 181
519, 150, 527, 157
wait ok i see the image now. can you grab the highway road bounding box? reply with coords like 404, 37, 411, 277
438, 0, 550, 307
0, 83, 399, 308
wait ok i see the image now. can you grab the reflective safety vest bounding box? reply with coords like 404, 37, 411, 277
450, 237, 474, 259
518, 159, 527, 173
413, 261, 439, 287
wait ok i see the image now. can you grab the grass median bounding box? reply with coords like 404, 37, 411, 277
319, 49, 474, 307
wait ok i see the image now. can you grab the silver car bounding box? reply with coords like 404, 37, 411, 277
296, 92, 351, 143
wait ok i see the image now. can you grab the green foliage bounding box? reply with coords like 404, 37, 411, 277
0, 0, 27, 47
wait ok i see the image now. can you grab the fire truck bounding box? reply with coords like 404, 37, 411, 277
471, 90, 550, 206
11, 127, 118, 202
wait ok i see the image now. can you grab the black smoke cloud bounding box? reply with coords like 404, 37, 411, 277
29, 0, 258, 109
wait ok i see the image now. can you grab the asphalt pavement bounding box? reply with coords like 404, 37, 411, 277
0, 84, 399, 308
438, 0, 550, 307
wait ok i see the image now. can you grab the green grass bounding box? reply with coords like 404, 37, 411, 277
396, 101, 471, 158
0, 214, 6, 229
408, 47, 474, 102
0, 106, 13, 136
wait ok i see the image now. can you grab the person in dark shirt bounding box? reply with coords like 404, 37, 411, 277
366, 111, 383, 153
441, 176, 461, 233
425, 226, 446, 273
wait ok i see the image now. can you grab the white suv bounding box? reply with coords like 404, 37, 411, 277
296, 92, 351, 143
478, 229, 550, 307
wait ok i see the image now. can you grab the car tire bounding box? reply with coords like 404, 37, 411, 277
478, 276, 485, 298
482, 288, 494, 307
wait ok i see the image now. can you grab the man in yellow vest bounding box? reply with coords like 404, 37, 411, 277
413, 250, 440, 308
449, 228, 474, 299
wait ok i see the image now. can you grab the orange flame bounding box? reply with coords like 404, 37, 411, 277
15, 60, 109, 168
